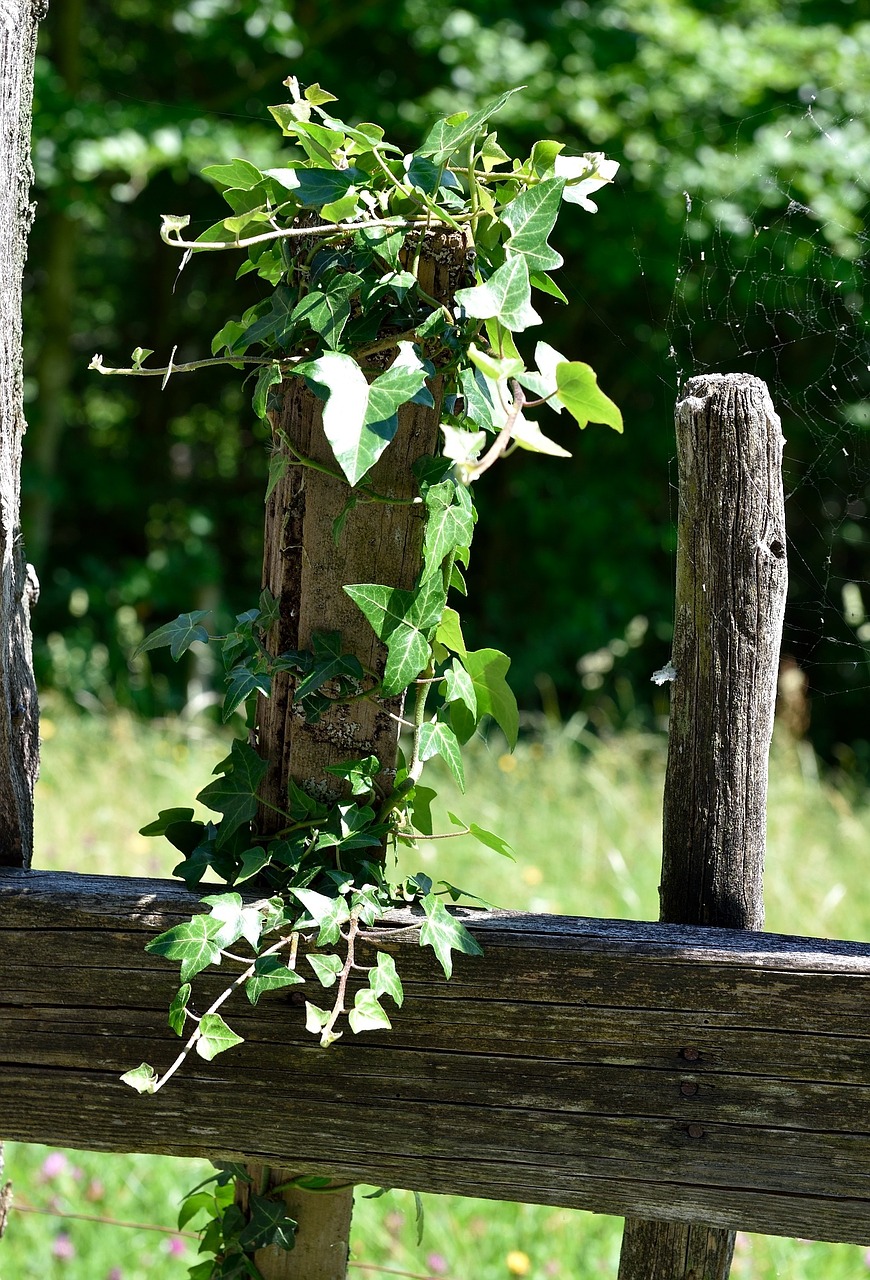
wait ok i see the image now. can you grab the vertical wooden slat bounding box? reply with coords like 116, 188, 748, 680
0, 0, 44, 867
242, 232, 470, 1279
618, 373, 788, 1280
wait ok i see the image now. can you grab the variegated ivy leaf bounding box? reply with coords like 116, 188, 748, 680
518, 341, 568, 412
245, 955, 305, 1005
120, 1063, 158, 1094
370, 951, 404, 1006
421, 481, 475, 581
416, 87, 522, 165
195, 1013, 244, 1061
440, 424, 486, 486
168, 984, 192, 1036
200, 892, 264, 950
307, 952, 343, 988
500, 177, 565, 273
344, 575, 446, 695
145, 914, 224, 984
555, 153, 620, 212
418, 720, 465, 792
455, 257, 541, 333
467, 343, 524, 383
441, 658, 477, 720
348, 988, 392, 1034
509, 414, 572, 458
419, 894, 483, 979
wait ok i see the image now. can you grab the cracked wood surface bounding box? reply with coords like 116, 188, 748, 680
1, 868, 868, 1245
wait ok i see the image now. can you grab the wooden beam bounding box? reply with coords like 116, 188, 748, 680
2, 868, 869, 1245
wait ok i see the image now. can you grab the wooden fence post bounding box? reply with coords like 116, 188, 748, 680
0, 0, 43, 869
618, 372, 788, 1280
237, 231, 470, 1279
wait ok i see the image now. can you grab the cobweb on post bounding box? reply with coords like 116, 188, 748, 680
664, 97, 870, 766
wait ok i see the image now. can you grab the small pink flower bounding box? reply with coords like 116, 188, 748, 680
106, 1269, 123, 1280
41, 1152, 70, 1180
166, 1236, 187, 1257
426, 1254, 449, 1276
51, 1233, 75, 1260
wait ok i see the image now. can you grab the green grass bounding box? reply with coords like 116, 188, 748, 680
5, 701, 870, 1279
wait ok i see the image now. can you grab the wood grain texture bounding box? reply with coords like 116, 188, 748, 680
0, 0, 43, 866
2, 868, 868, 1245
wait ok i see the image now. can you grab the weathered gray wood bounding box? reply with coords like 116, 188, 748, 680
0, 0, 44, 867
661, 372, 787, 929
621, 374, 788, 1277
1, 868, 868, 1246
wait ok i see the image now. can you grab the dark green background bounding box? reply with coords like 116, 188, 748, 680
24, 0, 870, 765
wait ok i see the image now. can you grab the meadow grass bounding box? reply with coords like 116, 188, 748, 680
4, 701, 870, 1279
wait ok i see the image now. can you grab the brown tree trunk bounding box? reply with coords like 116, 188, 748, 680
242, 231, 469, 1279
0, 0, 45, 867
618, 373, 787, 1280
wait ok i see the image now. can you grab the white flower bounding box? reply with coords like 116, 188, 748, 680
555, 153, 620, 212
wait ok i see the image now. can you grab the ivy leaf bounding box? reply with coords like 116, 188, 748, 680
529, 271, 568, 304
235, 846, 272, 883
365, 342, 430, 428
168, 983, 192, 1036
417, 88, 523, 164
290, 289, 352, 351
195, 1013, 244, 1061
324, 754, 381, 795
201, 892, 264, 950
447, 813, 515, 860
369, 951, 404, 1006
305, 1002, 331, 1034
131, 346, 154, 369
120, 1063, 158, 1094
467, 343, 524, 383
139, 807, 195, 837
501, 178, 565, 272
237, 1194, 297, 1253
449, 648, 518, 748
298, 352, 371, 485
290, 887, 351, 946
246, 955, 305, 1005
145, 915, 224, 983
421, 481, 475, 581
419, 894, 483, 979
307, 952, 343, 988
133, 611, 210, 661
435, 607, 467, 660
344, 575, 446, 695
348, 988, 392, 1034
265, 166, 363, 208
418, 721, 466, 792
455, 258, 541, 332
253, 362, 283, 420
441, 658, 477, 720
458, 366, 498, 432
510, 414, 572, 458
201, 158, 265, 190
223, 665, 271, 721
518, 341, 567, 411
294, 630, 364, 701
555, 362, 623, 433
196, 740, 268, 848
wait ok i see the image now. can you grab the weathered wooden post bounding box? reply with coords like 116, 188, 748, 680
618, 372, 788, 1280
237, 231, 470, 1280
0, 0, 43, 868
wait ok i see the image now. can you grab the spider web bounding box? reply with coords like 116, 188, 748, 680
663, 99, 870, 764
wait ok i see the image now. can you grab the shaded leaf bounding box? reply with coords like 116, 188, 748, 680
133, 611, 210, 661
196, 740, 268, 848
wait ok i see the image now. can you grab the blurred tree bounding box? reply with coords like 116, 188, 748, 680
24, 0, 870, 760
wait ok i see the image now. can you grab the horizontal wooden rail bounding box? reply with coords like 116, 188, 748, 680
1, 868, 869, 1245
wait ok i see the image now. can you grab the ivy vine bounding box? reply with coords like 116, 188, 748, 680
97, 77, 621, 1274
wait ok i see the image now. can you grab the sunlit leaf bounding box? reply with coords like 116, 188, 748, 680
555, 362, 623, 432
195, 1013, 244, 1061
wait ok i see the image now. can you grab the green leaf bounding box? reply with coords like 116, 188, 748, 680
305, 1002, 331, 1034
501, 178, 565, 272
450, 648, 518, 748
201, 891, 264, 950
195, 1013, 244, 1061
246, 955, 305, 1005
442, 658, 477, 720
370, 951, 404, 1006
196, 740, 268, 848
467, 343, 524, 383
345, 576, 446, 695
131, 346, 154, 369
435, 607, 467, 660
365, 342, 429, 426
419, 894, 483, 979
290, 887, 351, 945
237, 1194, 297, 1252
307, 952, 343, 988
466, 820, 515, 859
201, 158, 264, 190
253, 362, 283, 420
409, 784, 437, 836
421, 481, 475, 581
265, 166, 362, 208
418, 721, 466, 792
348, 988, 392, 1034
321, 192, 360, 223
290, 288, 352, 351
417, 88, 523, 164
555, 362, 623, 433
168, 983, 192, 1036
324, 753, 381, 796
529, 271, 568, 304
223, 665, 271, 721
236, 846, 272, 883
120, 1063, 157, 1094
298, 351, 371, 485
304, 83, 338, 106
145, 915, 223, 983
455, 258, 541, 332
139, 807, 195, 837
133, 611, 210, 661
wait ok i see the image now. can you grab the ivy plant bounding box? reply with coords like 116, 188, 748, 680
95, 77, 621, 1275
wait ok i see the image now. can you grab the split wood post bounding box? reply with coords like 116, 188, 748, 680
0, 0, 43, 868
236, 230, 471, 1280
618, 373, 788, 1280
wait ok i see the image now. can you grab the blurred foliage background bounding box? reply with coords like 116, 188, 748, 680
23, 0, 870, 764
